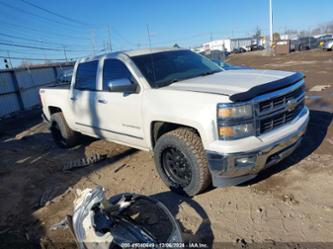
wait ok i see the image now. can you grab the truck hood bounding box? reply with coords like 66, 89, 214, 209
164, 69, 300, 101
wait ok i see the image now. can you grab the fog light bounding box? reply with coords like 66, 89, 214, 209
235, 156, 257, 168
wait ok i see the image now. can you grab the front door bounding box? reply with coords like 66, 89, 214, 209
95, 58, 145, 148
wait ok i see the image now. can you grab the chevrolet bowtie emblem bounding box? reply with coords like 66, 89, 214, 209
287, 99, 298, 112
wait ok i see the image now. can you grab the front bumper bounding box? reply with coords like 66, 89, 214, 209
207, 107, 309, 187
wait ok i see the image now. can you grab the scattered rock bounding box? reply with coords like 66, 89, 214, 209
309, 85, 330, 92
327, 138, 333, 145
236, 238, 248, 248
282, 194, 299, 205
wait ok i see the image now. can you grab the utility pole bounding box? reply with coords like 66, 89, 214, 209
146, 24, 156, 82
146, 24, 152, 50
269, 0, 273, 48
40, 39, 47, 61
63, 45, 68, 62
6, 50, 13, 68
91, 29, 96, 55
108, 25, 112, 52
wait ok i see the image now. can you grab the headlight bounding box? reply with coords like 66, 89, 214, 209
217, 103, 255, 140
218, 122, 255, 140
218, 104, 253, 119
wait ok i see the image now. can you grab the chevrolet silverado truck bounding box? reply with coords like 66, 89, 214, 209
40, 48, 309, 196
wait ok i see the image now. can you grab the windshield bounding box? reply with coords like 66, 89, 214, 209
131, 50, 223, 88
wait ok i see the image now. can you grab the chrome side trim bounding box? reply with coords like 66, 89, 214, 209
75, 122, 143, 140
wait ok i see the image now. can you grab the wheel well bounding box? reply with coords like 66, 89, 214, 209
151, 121, 200, 148
48, 106, 62, 115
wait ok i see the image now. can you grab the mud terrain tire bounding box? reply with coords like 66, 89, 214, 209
50, 112, 79, 148
154, 128, 211, 196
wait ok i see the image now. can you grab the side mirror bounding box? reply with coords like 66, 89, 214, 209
108, 78, 137, 93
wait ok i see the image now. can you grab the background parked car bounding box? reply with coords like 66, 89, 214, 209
248, 44, 264, 51
57, 69, 73, 84
323, 39, 333, 51
232, 47, 246, 53
199, 49, 230, 61
318, 34, 333, 47
291, 37, 319, 51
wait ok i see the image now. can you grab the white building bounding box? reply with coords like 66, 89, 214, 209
280, 34, 298, 41
202, 37, 254, 52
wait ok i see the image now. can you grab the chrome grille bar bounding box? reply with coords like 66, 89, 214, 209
253, 80, 305, 135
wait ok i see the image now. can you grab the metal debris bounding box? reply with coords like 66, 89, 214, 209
113, 163, 129, 173
50, 217, 69, 231
39, 188, 56, 207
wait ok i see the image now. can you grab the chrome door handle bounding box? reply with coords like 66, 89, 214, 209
70, 97, 77, 101
98, 99, 108, 104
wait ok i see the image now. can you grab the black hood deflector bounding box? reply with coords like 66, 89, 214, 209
229, 72, 304, 102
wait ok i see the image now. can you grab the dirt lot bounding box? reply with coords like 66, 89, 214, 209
0, 50, 332, 249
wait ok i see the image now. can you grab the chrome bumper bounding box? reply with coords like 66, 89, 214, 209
207, 108, 309, 187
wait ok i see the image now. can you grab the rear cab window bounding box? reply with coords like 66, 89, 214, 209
75, 60, 99, 91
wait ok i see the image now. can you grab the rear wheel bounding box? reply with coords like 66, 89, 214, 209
154, 128, 211, 196
50, 112, 79, 148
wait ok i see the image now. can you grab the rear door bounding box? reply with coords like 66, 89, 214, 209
95, 58, 145, 148
70, 60, 100, 135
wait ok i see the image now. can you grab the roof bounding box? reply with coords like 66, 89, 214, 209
81, 47, 185, 62
124, 47, 184, 57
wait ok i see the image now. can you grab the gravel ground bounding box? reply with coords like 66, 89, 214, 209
0, 50, 332, 249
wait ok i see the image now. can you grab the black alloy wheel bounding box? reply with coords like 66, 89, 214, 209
161, 146, 192, 187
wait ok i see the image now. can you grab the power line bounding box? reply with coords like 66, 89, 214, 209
0, 32, 69, 47
0, 31, 97, 49
0, 1, 84, 30
0, 55, 71, 61
20, 0, 90, 27
0, 40, 96, 52
2, 1, 135, 50
0, 48, 68, 57
0, 18, 90, 41
111, 26, 136, 46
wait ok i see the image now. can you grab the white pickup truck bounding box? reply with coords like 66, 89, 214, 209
40, 48, 309, 196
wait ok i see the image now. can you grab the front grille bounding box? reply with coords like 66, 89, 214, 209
260, 100, 304, 133
259, 86, 303, 113
257, 83, 305, 135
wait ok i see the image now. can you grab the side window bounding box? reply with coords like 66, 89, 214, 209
75, 60, 98, 91
103, 59, 134, 91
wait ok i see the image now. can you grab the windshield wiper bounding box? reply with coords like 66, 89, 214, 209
197, 70, 220, 77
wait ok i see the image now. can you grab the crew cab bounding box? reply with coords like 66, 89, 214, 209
40, 48, 309, 196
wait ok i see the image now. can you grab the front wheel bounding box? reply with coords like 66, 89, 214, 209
154, 128, 211, 196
